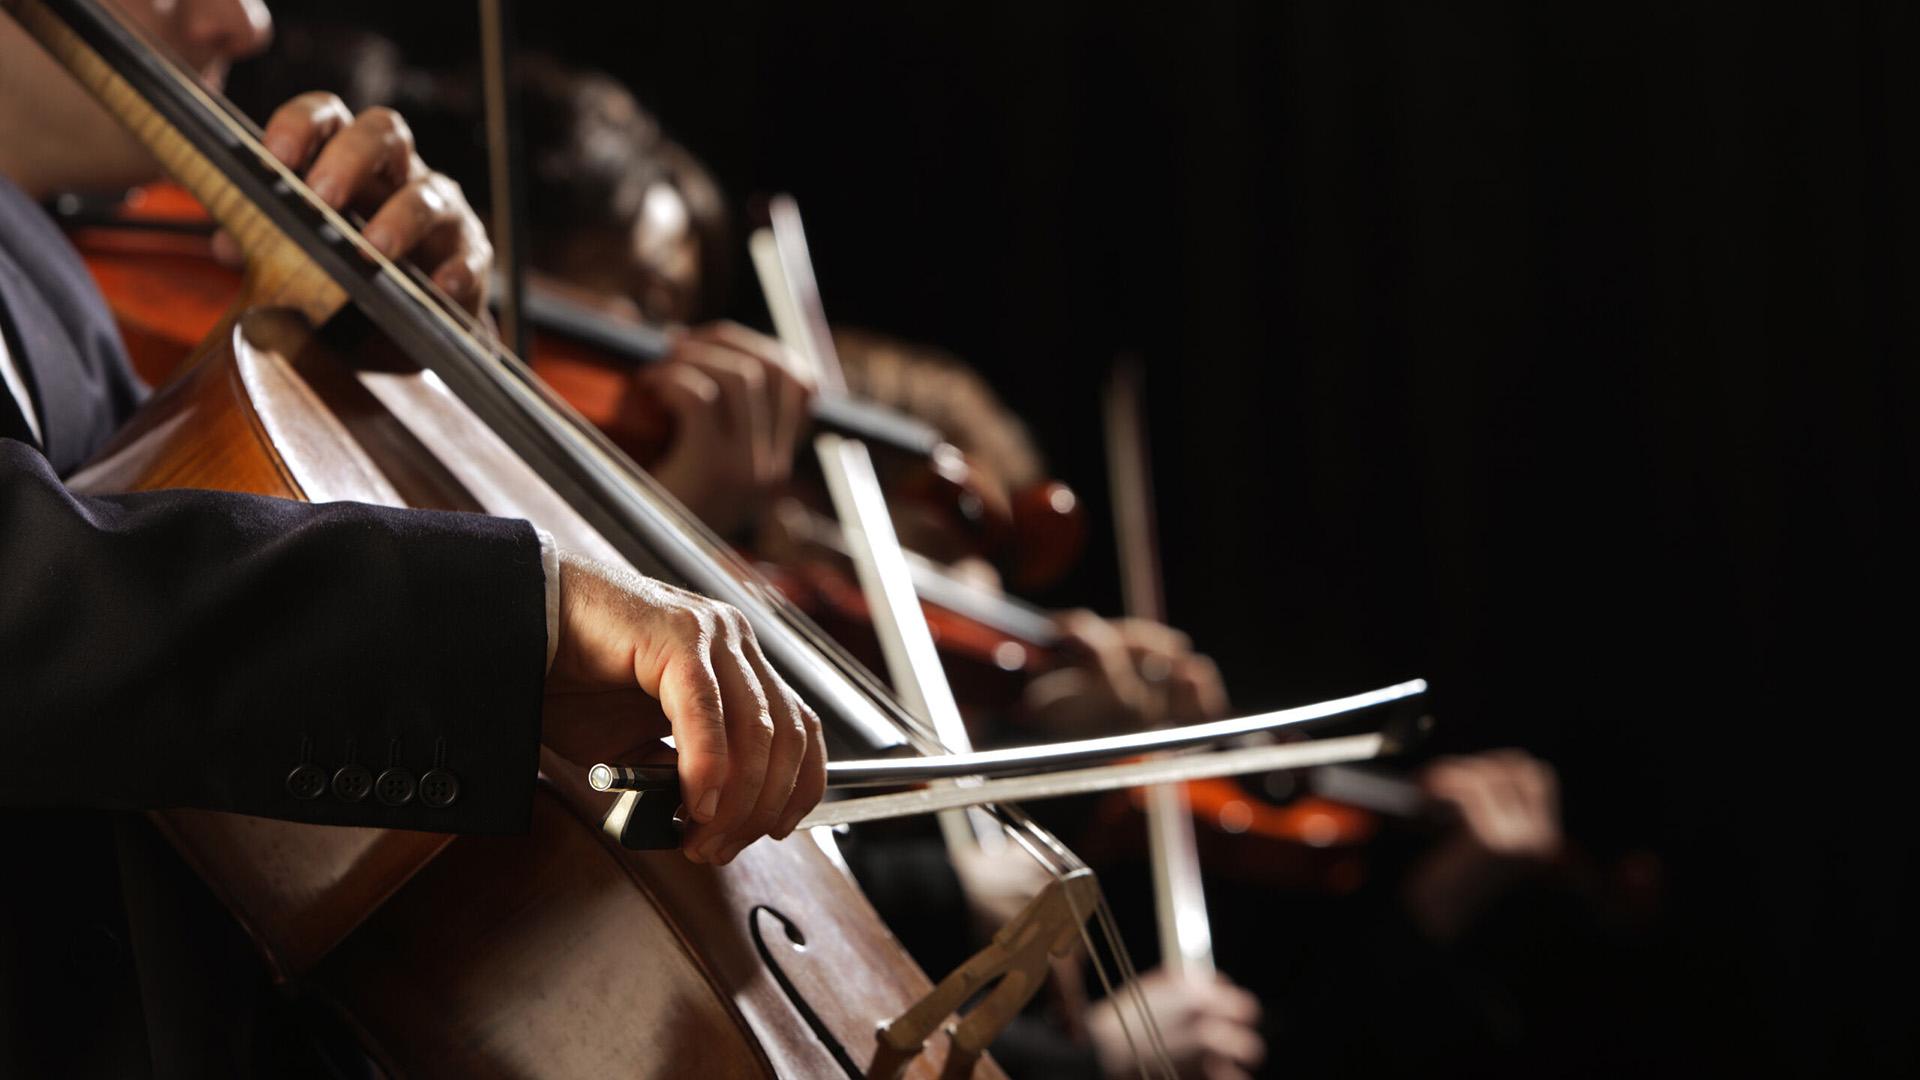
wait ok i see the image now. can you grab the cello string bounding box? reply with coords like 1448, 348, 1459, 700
991, 810, 1161, 1077
1094, 897, 1173, 1080
1007, 808, 1174, 1080
1040, 833, 1161, 1077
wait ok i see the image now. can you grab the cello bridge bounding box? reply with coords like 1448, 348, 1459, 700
868, 869, 1100, 1080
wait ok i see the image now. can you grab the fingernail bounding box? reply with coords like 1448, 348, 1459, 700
262, 133, 296, 165
309, 177, 343, 207
362, 226, 391, 256
694, 789, 719, 822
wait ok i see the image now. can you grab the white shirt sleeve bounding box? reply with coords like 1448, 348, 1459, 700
536, 527, 560, 673
0, 320, 44, 445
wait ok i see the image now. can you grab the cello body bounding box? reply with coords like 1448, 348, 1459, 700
71, 306, 998, 1078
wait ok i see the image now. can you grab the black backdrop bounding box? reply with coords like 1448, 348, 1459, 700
250, 2, 1915, 1073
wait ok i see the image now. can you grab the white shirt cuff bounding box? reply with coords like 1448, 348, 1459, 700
536, 527, 560, 673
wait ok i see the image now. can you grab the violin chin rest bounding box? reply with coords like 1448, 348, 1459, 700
601, 789, 688, 850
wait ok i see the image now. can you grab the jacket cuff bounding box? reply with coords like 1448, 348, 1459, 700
237, 507, 549, 835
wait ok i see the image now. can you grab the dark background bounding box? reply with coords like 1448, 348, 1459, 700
247, 2, 1913, 1074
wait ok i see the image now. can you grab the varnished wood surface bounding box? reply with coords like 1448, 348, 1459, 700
317, 780, 776, 1079
316, 752, 980, 1079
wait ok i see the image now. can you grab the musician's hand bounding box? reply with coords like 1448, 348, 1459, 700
213, 93, 494, 316
541, 553, 827, 866
1087, 968, 1265, 1080
629, 321, 814, 536
1020, 612, 1229, 737
1403, 750, 1562, 943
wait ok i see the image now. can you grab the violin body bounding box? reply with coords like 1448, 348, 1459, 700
71, 303, 992, 1078
63, 194, 233, 387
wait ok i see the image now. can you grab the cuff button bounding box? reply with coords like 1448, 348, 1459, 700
332, 764, 374, 803
375, 768, 416, 807
285, 764, 327, 801
419, 768, 460, 808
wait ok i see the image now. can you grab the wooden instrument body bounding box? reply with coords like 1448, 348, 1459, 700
72, 306, 992, 1078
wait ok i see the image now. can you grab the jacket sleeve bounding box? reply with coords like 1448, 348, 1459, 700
0, 439, 548, 834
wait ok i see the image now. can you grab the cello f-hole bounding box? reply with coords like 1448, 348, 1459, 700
749, 905, 864, 1080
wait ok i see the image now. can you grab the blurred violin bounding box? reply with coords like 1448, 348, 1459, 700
60, 183, 1084, 588
509, 267, 1086, 589
55, 183, 233, 383
1084, 759, 1452, 894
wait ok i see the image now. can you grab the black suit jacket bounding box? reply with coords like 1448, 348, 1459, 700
0, 173, 550, 1075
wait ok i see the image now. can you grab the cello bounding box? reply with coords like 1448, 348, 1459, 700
1, 0, 1088, 1074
